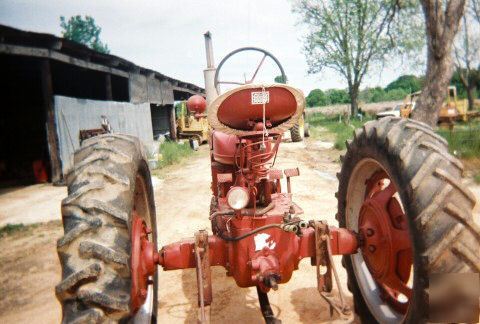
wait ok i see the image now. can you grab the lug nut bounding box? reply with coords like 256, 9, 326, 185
366, 228, 374, 237
368, 245, 376, 253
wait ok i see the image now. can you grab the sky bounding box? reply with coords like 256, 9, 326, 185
0, 0, 423, 95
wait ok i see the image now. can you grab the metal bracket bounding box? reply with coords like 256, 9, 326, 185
315, 221, 333, 293
284, 168, 299, 193
195, 230, 212, 323
313, 221, 351, 319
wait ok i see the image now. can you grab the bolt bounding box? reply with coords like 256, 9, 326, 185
298, 220, 308, 228
366, 228, 374, 237
269, 277, 279, 291
368, 245, 376, 253
140, 288, 147, 298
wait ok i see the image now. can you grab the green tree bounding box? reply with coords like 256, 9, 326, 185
325, 88, 350, 104
274, 75, 287, 84
384, 88, 409, 100
294, 0, 423, 116
451, 68, 480, 99
360, 86, 408, 102
306, 89, 329, 107
453, 13, 480, 110
385, 75, 424, 93
60, 15, 110, 53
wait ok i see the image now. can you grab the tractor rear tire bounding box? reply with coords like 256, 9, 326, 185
337, 117, 479, 323
304, 121, 310, 137
290, 115, 305, 142
56, 134, 158, 323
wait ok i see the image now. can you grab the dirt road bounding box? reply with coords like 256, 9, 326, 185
0, 137, 478, 323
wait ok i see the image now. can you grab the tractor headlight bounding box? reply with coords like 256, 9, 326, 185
227, 186, 249, 210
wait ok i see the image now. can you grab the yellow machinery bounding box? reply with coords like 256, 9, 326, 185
177, 95, 210, 144
400, 86, 479, 123
400, 91, 420, 118
438, 86, 468, 123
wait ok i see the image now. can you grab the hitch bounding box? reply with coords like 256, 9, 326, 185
195, 230, 212, 323
313, 221, 351, 319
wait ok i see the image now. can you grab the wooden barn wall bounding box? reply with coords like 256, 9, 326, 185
129, 73, 174, 105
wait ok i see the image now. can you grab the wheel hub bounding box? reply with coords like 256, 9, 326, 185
358, 171, 412, 313
130, 212, 159, 313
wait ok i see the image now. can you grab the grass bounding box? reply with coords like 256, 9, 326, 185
0, 223, 38, 238
308, 113, 480, 159
474, 172, 480, 184
157, 140, 194, 168
308, 113, 372, 150
437, 124, 480, 159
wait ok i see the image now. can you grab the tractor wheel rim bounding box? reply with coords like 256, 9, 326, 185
131, 174, 157, 322
346, 158, 413, 323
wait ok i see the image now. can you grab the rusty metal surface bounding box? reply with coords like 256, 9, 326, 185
216, 173, 233, 183
207, 84, 305, 137
358, 171, 412, 313
130, 212, 159, 314
284, 167, 300, 177
314, 221, 351, 319
216, 87, 297, 130
314, 221, 333, 293
195, 230, 212, 306
195, 230, 212, 323
268, 169, 283, 180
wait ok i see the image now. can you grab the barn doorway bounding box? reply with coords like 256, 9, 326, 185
0, 55, 50, 186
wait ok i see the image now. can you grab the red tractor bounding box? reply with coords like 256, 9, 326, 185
56, 41, 479, 323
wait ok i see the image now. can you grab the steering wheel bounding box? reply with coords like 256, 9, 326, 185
214, 47, 287, 90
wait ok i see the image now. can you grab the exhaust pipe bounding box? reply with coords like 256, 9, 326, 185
203, 31, 218, 107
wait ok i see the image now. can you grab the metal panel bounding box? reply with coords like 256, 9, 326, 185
54, 95, 154, 176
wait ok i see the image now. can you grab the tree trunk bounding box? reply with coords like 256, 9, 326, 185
411, 54, 453, 127
467, 84, 475, 110
412, 0, 466, 127
349, 85, 359, 117
457, 70, 475, 111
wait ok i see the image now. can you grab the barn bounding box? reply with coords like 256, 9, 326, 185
0, 25, 204, 186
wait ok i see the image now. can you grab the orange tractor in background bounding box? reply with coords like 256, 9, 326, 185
55, 33, 479, 323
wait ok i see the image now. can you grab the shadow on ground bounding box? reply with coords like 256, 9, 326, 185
290, 287, 355, 323
160, 266, 282, 323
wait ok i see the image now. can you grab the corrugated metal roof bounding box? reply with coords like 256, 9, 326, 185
0, 24, 205, 95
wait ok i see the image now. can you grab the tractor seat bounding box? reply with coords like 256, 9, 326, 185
208, 84, 305, 136
211, 131, 238, 165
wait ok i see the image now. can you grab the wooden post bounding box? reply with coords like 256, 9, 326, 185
105, 74, 113, 100
169, 105, 177, 141
40, 59, 63, 184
